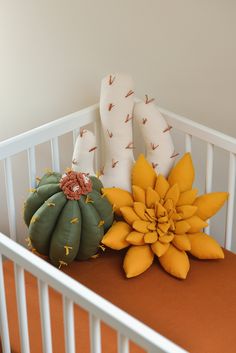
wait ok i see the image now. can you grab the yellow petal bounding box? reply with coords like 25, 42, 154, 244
132, 154, 156, 190
159, 234, 175, 243
193, 192, 229, 220
102, 222, 131, 250
158, 222, 170, 234
159, 244, 190, 279
172, 235, 191, 251
186, 216, 208, 233
133, 202, 148, 220
156, 203, 167, 218
165, 184, 180, 206
120, 206, 140, 225
123, 245, 154, 278
148, 222, 156, 231
146, 187, 160, 208
175, 221, 191, 234
151, 241, 170, 257
102, 188, 133, 215
177, 188, 198, 206
144, 231, 158, 244
133, 220, 150, 233
126, 231, 145, 245
132, 185, 145, 204
168, 153, 194, 192
155, 175, 169, 199
145, 208, 156, 220
188, 232, 224, 259
176, 205, 197, 219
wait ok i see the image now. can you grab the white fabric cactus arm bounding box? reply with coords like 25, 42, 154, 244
133, 96, 176, 176
71, 128, 96, 175
99, 73, 135, 191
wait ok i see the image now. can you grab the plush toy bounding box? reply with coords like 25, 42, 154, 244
102, 153, 228, 279
24, 170, 114, 268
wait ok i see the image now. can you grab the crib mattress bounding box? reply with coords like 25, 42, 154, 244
2, 248, 236, 353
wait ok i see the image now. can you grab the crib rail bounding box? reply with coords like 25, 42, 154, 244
0, 103, 236, 353
0, 233, 186, 353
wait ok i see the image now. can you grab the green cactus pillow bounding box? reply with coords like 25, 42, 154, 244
24, 170, 114, 268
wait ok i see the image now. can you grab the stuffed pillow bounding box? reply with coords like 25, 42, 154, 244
102, 153, 228, 279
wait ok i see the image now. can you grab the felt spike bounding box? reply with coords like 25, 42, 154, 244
70, 217, 79, 224
64, 246, 73, 256
29, 188, 37, 193
99, 245, 106, 252
85, 196, 94, 203
45, 202, 56, 207
30, 216, 39, 224
98, 220, 105, 227
91, 253, 100, 259
25, 237, 32, 248
58, 260, 68, 269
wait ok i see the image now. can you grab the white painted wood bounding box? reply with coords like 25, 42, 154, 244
63, 297, 75, 353
205, 143, 214, 234
50, 137, 60, 172
118, 333, 129, 353
0, 234, 187, 353
0, 104, 100, 160
73, 129, 79, 147
0, 254, 11, 353
38, 280, 53, 353
4, 158, 17, 241
14, 263, 30, 353
185, 133, 192, 153
225, 152, 236, 250
89, 314, 101, 353
27, 146, 37, 188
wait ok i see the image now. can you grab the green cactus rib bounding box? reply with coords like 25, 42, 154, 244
89, 176, 103, 193
49, 200, 81, 266
29, 192, 67, 255
86, 190, 113, 232
76, 195, 104, 260
38, 172, 62, 186
24, 183, 61, 226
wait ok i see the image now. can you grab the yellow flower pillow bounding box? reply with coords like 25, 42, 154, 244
102, 153, 228, 279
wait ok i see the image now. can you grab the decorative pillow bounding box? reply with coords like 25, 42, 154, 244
99, 73, 135, 191
133, 99, 176, 176
24, 170, 114, 268
72, 129, 97, 175
102, 153, 228, 279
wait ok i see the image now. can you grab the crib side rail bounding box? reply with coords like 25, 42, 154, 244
0, 233, 187, 353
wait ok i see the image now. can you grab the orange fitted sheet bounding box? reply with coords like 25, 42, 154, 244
1, 248, 236, 353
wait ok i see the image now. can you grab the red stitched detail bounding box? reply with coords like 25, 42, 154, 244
145, 94, 155, 104
125, 90, 134, 98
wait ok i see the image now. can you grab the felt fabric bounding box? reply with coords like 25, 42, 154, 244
99, 73, 135, 191
2, 249, 236, 353
133, 100, 175, 176
72, 129, 96, 175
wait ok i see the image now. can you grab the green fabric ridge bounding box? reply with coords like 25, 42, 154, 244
87, 190, 114, 232
76, 195, 104, 260
49, 200, 81, 266
29, 192, 67, 255
24, 183, 61, 226
89, 176, 103, 193
38, 172, 62, 186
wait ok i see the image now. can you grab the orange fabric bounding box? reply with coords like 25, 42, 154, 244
1, 249, 236, 353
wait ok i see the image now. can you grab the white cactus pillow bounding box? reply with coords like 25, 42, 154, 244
71, 73, 176, 192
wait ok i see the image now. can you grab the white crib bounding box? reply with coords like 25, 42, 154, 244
0, 103, 235, 353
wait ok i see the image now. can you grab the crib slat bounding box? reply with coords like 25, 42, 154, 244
185, 134, 192, 153
0, 254, 11, 353
225, 152, 236, 250
118, 333, 129, 353
4, 157, 17, 241
205, 143, 214, 234
50, 137, 60, 172
27, 147, 37, 188
89, 314, 101, 353
38, 280, 53, 353
14, 264, 30, 353
63, 297, 75, 353
73, 129, 79, 147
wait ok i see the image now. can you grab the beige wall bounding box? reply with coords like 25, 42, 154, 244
0, 0, 236, 140
0, 0, 236, 248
